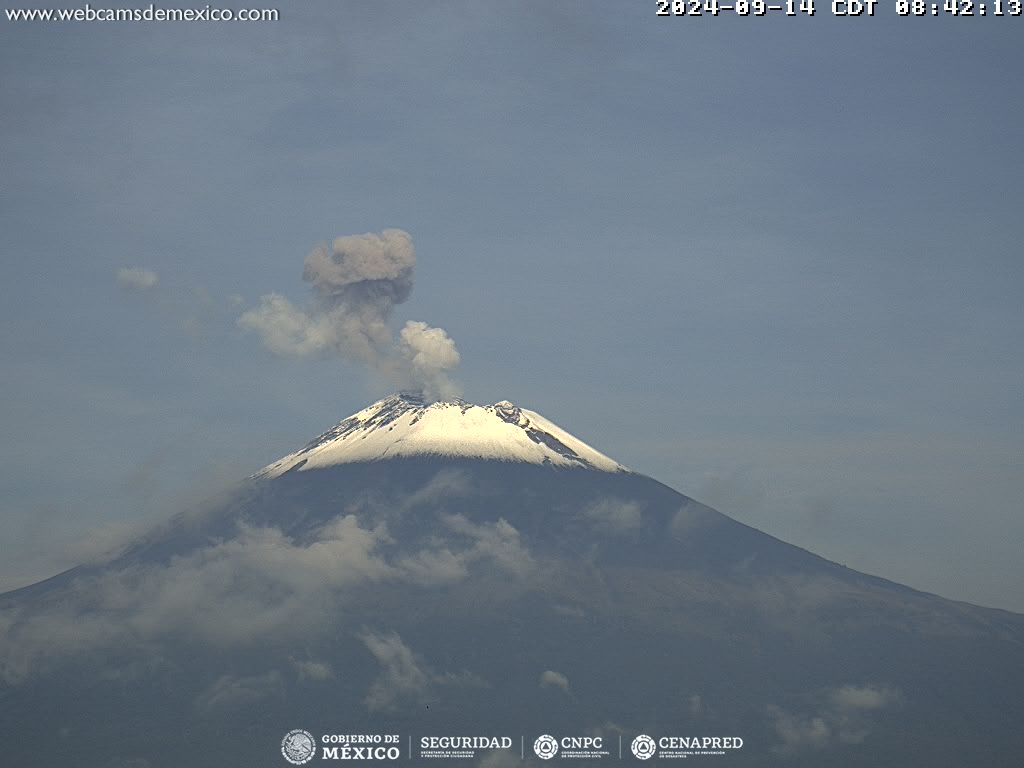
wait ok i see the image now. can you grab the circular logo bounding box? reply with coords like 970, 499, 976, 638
631, 734, 657, 760
281, 729, 316, 765
533, 734, 559, 760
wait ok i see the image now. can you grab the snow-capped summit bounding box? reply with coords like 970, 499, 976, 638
258, 392, 629, 477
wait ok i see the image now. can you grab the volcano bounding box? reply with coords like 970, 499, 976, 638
2, 393, 1022, 767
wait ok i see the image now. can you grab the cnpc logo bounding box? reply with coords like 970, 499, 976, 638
533, 735, 558, 760
533, 734, 604, 760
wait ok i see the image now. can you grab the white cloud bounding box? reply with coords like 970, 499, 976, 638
829, 684, 901, 744
670, 500, 710, 537
0, 514, 395, 681
399, 547, 470, 586
830, 684, 898, 712
116, 267, 159, 291
768, 683, 900, 754
539, 669, 570, 694
292, 659, 334, 681
194, 670, 283, 713
122, 515, 394, 644
768, 707, 831, 753
581, 498, 643, 533
399, 469, 472, 511
361, 631, 432, 712
361, 630, 485, 712
440, 514, 533, 577
397, 514, 533, 586
0, 501, 534, 682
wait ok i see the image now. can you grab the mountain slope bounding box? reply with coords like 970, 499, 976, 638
1, 396, 1022, 768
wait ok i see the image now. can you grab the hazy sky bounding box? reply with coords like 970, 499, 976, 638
2, 3, 1022, 611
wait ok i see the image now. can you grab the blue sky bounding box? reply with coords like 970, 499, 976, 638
2, 3, 1022, 610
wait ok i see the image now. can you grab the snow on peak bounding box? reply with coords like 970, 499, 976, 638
257, 393, 629, 477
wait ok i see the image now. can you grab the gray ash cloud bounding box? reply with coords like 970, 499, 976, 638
239, 228, 460, 400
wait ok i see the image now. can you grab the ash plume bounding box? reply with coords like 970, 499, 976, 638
239, 228, 460, 400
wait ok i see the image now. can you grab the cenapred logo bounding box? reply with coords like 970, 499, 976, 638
631, 734, 656, 760
533, 734, 559, 760
281, 729, 317, 765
